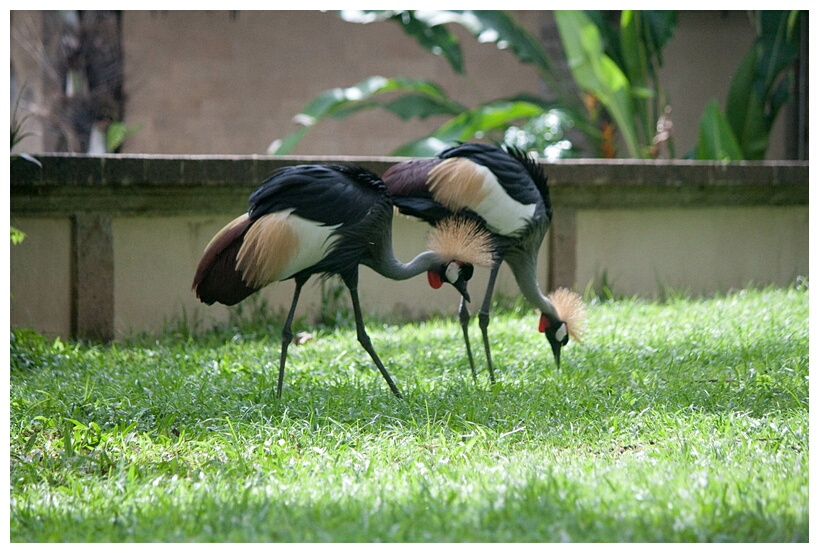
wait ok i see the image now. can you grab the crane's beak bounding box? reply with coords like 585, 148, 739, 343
543, 324, 566, 369
547, 334, 562, 369
452, 278, 471, 303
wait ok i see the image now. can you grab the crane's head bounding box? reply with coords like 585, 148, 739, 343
539, 288, 587, 369
425, 217, 494, 303
427, 261, 474, 302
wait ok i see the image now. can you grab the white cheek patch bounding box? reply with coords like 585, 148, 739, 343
555, 323, 567, 343
445, 262, 460, 283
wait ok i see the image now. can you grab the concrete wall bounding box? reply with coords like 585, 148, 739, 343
9, 213, 533, 338
10, 201, 808, 340
8, 218, 73, 337
576, 206, 809, 296
117, 10, 546, 156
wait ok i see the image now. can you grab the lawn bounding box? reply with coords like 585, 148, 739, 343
9, 285, 809, 542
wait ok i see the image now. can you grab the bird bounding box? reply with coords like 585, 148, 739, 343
192, 163, 493, 399
382, 142, 586, 382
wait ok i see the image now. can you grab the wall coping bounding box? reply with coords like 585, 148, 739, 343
11, 154, 808, 217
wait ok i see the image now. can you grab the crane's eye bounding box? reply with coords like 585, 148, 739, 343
444, 262, 460, 284
460, 263, 474, 281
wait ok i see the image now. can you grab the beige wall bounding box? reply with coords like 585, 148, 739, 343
9, 213, 531, 338
120, 10, 545, 156
114, 213, 529, 337
576, 206, 809, 296
10, 207, 807, 339
11, 10, 791, 159
9, 218, 72, 336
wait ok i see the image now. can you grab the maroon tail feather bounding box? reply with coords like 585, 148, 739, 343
382, 158, 439, 197
192, 216, 259, 306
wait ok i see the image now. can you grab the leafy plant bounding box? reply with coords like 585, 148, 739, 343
11, 88, 41, 167
105, 121, 141, 153
555, 10, 677, 158
11, 11, 129, 154
270, 11, 589, 158
695, 11, 802, 160
696, 100, 744, 161
11, 88, 39, 246
11, 226, 26, 245
503, 110, 577, 160
271, 10, 677, 159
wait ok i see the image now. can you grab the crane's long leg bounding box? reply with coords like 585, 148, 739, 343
478, 259, 503, 384
458, 296, 477, 381
344, 274, 403, 399
276, 277, 305, 398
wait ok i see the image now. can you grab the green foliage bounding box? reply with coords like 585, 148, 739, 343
340, 10, 569, 91
503, 110, 577, 159
695, 11, 802, 160
697, 100, 745, 161
106, 121, 141, 153
274, 10, 681, 159
11, 88, 37, 246
9, 287, 809, 541
275, 10, 800, 160
269, 76, 465, 155
555, 11, 639, 157
589, 10, 677, 157
11, 226, 26, 245
273, 10, 583, 158
11, 87, 41, 167
391, 99, 559, 157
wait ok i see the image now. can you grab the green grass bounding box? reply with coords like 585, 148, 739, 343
9, 286, 809, 542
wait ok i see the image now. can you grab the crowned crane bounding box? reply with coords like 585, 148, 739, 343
192, 163, 493, 399
382, 142, 585, 382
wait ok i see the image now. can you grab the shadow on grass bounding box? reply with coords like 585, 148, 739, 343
11, 458, 808, 542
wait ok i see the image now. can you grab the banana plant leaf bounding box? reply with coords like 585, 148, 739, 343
585, 10, 675, 152
390, 137, 456, 158
753, 11, 801, 100
431, 100, 549, 141
588, 10, 675, 82
619, 11, 652, 146
340, 10, 465, 74
723, 10, 800, 160
555, 11, 640, 158
391, 99, 555, 157
696, 100, 744, 161
339, 10, 577, 110
725, 50, 770, 160
269, 76, 466, 154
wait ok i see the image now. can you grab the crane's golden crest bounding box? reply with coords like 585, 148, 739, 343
428, 157, 489, 211
236, 211, 299, 288
427, 217, 494, 267
547, 288, 587, 342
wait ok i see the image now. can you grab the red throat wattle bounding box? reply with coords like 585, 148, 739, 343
428, 270, 443, 289
538, 313, 548, 333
